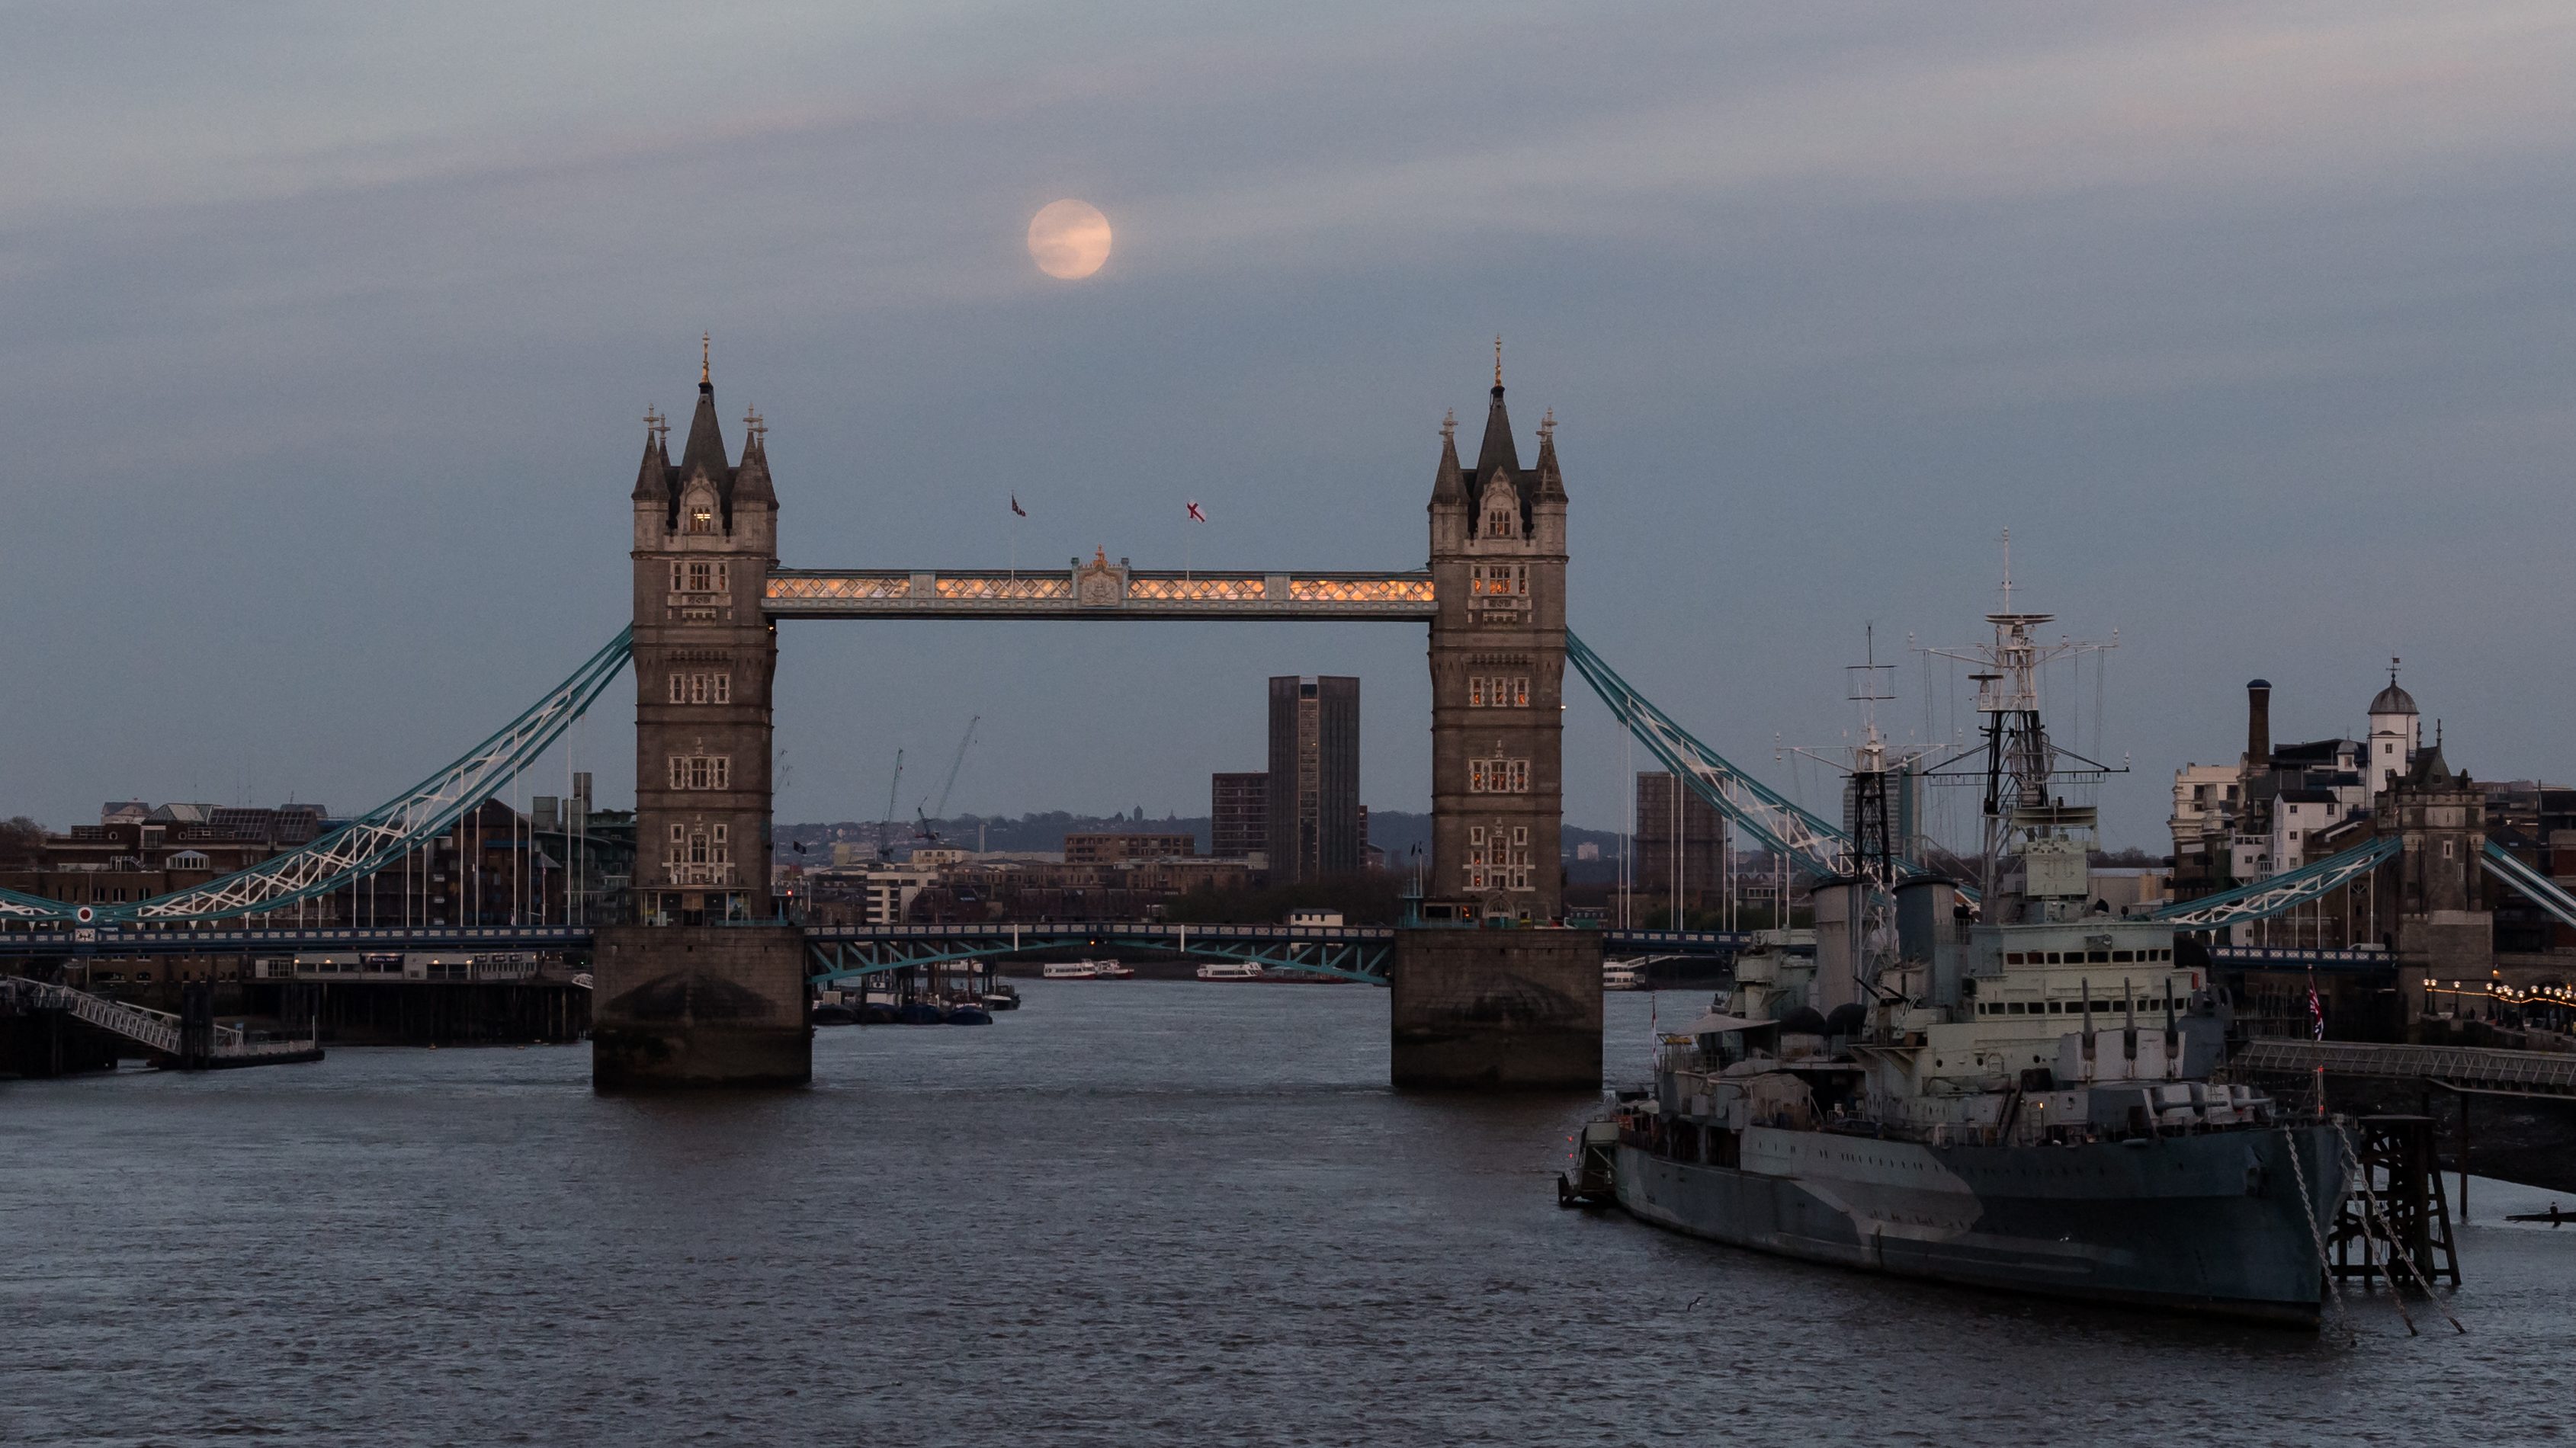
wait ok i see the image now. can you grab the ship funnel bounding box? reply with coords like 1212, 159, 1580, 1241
1894, 876, 1967, 1009
1811, 879, 1869, 1016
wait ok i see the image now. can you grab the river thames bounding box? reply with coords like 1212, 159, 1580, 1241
6, 983, 2574, 1446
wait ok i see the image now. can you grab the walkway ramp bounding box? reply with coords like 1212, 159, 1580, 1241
1, 978, 318, 1067
2233, 1037, 2576, 1098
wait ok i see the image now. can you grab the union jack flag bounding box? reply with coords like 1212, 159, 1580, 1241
1185, 500, 1207, 523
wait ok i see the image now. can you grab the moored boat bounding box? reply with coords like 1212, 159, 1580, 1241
1569, 591, 2354, 1326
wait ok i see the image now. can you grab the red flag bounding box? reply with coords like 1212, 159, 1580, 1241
1010, 495, 1026, 517
2307, 969, 2326, 1040
1185, 501, 1206, 523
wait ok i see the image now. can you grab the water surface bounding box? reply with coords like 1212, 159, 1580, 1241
5, 984, 2570, 1446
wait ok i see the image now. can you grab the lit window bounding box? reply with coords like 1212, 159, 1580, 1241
687, 561, 713, 592
688, 506, 715, 535
1470, 678, 1487, 707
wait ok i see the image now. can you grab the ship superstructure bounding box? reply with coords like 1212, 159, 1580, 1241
1574, 574, 2353, 1325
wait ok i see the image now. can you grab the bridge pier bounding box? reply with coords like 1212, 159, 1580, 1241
1387, 928, 1601, 1090
591, 925, 810, 1089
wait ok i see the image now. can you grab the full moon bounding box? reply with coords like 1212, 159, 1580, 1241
1028, 198, 1112, 280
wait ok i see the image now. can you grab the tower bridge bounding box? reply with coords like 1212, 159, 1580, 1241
604, 345, 1581, 1086
16, 346, 2549, 1087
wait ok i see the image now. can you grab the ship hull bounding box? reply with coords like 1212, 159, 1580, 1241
1613, 1123, 2346, 1326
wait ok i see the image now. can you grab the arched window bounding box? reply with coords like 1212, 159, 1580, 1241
687, 505, 716, 535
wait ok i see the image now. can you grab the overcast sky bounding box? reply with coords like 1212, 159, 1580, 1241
2, 2, 2569, 849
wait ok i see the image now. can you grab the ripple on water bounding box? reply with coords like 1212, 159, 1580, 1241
2, 985, 2567, 1446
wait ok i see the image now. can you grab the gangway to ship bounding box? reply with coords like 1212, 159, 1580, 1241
0, 976, 319, 1069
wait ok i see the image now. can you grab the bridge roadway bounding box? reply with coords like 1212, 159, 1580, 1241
0, 921, 1747, 984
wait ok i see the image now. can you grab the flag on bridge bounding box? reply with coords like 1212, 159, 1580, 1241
1185, 500, 1206, 523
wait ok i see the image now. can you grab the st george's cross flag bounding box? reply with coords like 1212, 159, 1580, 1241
1185, 501, 1206, 522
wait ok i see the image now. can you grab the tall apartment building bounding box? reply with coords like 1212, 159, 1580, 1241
1634, 771, 1724, 908
1266, 675, 1360, 885
1210, 772, 1269, 859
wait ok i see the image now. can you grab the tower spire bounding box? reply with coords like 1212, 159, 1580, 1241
1493, 335, 1503, 390
700, 332, 712, 392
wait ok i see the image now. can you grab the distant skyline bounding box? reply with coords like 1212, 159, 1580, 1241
3, 3, 2571, 850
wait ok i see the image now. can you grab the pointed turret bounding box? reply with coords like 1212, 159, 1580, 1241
1430, 408, 1465, 505
732, 405, 776, 508
676, 377, 731, 489
1532, 408, 1567, 504
630, 408, 671, 501
1473, 379, 1521, 494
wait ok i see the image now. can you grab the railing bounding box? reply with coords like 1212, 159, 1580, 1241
2232, 1037, 2576, 1096
2, 977, 178, 1053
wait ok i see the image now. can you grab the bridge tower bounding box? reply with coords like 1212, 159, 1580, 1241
1426, 354, 1567, 924
2374, 732, 2491, 1023
592, 344, 807, 1088
1393, 353, 1599, 1090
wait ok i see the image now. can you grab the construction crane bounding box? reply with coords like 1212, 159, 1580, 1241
875, 748, 904, 862
915, 716, 981, 847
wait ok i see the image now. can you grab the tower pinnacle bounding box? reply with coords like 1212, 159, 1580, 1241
1493, 335, 1503, 390
701, 333, 712, 392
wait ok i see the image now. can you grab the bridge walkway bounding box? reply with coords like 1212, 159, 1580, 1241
2231, 1037, 2576, 1098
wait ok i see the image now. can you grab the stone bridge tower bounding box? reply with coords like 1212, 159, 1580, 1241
1426, 354, 1567, 923
628, 344, 778, 925
1394, 353, 1597, 1091
593, 344, 805, 1088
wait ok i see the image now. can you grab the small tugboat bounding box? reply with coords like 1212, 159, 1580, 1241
1567, 592, 2353, 1327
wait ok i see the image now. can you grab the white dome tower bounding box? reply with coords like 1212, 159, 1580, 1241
2366, 657, 2420, 811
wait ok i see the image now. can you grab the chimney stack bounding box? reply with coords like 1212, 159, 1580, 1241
2245, 679, 2272, 771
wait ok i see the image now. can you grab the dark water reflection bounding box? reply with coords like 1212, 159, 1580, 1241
5, 984, 2571, 1446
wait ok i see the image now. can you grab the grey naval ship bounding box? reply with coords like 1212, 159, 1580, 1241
1568, 597, 2352, 1326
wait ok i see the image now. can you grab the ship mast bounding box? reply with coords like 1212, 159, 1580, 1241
1920, 533, 2121, 905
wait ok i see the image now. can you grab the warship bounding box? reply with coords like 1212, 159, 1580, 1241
1566, 591, 2353, 1326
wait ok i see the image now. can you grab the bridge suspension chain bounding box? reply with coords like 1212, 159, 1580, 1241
35, 628, 637, 927
2150, 835, 2398, 930
2480, 839, 2576, 931
1563, 629, 1873, 882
